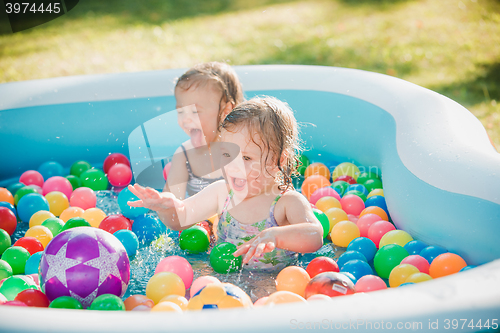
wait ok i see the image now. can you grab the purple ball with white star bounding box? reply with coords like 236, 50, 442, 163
39, 227, 130, 308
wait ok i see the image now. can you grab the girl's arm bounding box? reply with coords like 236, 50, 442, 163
233, 191, 323, 264
162, 145, 189, 200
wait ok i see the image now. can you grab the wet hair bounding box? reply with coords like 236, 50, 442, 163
220, 96, 301, 191
176, 62, 244, 126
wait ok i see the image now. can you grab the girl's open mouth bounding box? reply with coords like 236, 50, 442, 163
189, 128, 204, 147
231, 177, 247, 192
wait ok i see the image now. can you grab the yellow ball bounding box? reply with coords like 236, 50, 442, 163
151, 301, 183, 313
82, 208, 107, 228
29, 210, 55, 228
59, 207, 84, 223
25, 225, 53, 248
275, 266, 311, 298
146, 272, 185, 304
324, 208, 348, 232
405, 272, 433, 284
379, 230, 413, 248
330, 221, 360, 248
315, 196, 342, 212
45, 191, 69, 217
367, 189, 384, 199
331, 162, 360, 181
389, 264, 420, 288
159, 295, 188, 311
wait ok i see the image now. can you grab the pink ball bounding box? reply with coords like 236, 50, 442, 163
190, 276, 221, 298
155, 256, 194, 289
28, 185, 43, 195
357, 214, 383, 237
309, 187, 341, 205
340, 194, 365, 216
2, 300, 28, 307
0, 292, 7, 304
69, 187, 97, 210
42, 176, 73, 199
103, 153, 130, 174
20, 170, 44, 187
355, 275, 387, 292
367, 220, 396, 248
401, 255, 430, 274
347, 214, 359, 224
163, 162, 172, 181
253, 296, 269, 306
108, 163, 133, 187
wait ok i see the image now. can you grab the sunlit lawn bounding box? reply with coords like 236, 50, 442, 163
1, 0, 499, 146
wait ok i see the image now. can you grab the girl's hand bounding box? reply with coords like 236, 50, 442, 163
233, 229, 277, 264
127, 184, 180, 212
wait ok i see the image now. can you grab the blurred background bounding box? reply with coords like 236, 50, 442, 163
1, 0, 499, 147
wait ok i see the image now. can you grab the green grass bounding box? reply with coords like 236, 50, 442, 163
1, 0, 499, 147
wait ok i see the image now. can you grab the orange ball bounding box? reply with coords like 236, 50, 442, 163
301, 175, 330, 200
151, 301, 183, 312
429, 253, 467, 278
359, 206, 388, 221
330, 221, 360, 247
315, 196, 341, 212
124, 295, 154, 311
264, 291, 307, 305
159, 294, 188, 311
304, 163, 330, 180
275, 266, 311, 298
0, 188, 14, 205
82, 208, 107, 228
59, 207, 84, 223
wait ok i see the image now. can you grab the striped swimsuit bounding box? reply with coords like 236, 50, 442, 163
181, 145, 223, 197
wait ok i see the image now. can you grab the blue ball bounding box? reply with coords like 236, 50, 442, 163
131, 214, 164, 246
117, 187, 149, 218
399, 282, 415, 287
331, 187, 342, 196
6, 183, 25, 197
339, 271, 357, 285
17, 193, 49, 223
346, 184, 368, 197
460, 265, 476, 272
24, 251, 43, 275
337, 250, 367, 268
347, 237, 377, 261
340, 259, 373, 280
114, 229, 139, 258
420, 246, 447, 264
404, 240, 428, 255
0, 202, 17, 217
364, 195, 388, 215
38, 161, 64, 179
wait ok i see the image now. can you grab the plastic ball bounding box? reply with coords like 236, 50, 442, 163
306, 257, 339, 278
44, 191, 69, 216
330, 221, 360, 247
324, 207, 348, 232
389, 264, 420, 288
81, 208, 107, 228
19, 170, 44, 188
304, 162, 330, 180
151, 301, 182, 312
80, 169, 108, 191
379, 230, 413, 248
359, 206, 388, 221
0, 259, 13, 280
296, 155, 310, 175
367, 220, 396, 248
347, 237, 377, 262
331, 162, 360, 182
7, 183, 25, 198
0, 276, 38, 301
190, 276, 221, 299
429, 253, 467, 278
69, 187, 97, 210
0, 206, 17, 235
420, 245, 448, 264
13, 237, 43, 255
210, 242, 242, 274
24, 251, 43, 275
132, 214, 164, 246
401, 255, 430, 274
89, 294, 126, 311
29, 210, 55, 228
124, 295, 154, 311
404, 240, 428, 255
337, 251, 367, 269
155, 256, 194, 289
340, 259, 373, 280
14, 289, 50, 307
460, 265, 476, 272
179, 225, 209, 253
29, 184, 43, 195
355, 275, 387, 292
13, 186, 37, 205
301, 175, 330, 200
70, 160, 92, 178
66, 175, 82, 191
0, 229, 11, 255
188, 283, 252, 310
39, 227, 130, 308
41, 217, 65, 237
347, 184, 368, 197
265, 291, 307, 305
113, 229, 139, 258
2, 300, 28, 306
363, 179, 383, 193
340, 194, 365, 216
163, 162, 172, 180
275, 266, 311, 297
340, 271, 357, 285
103, 153, 131, 174
49, 296, 83, 309
364, 195, 388, 215
99, 214, 131, 234
0, 189, 14, 207
2, 246, 30, 275
61, 217, 91, 232
59, 206, 84, 222
108, 163, 133, 187
313, 209, 330, 239
42, 176, 72, 199
307, 294, 333, 302
373, 244, 409, 279
310, 187, 341, 205
405, 272, 432, 284
355, 214, 381, 238
315, 196, 341, 213
159, 294, 188, 310
343, 190, 367, 202
0, 202, 16, 218
117, 187, 149, 218
25, 225, 53, 248
304, 272, 355, 298
38, 161, 64, 179
356, 172, 380, 185
17, 193, 50, 223
146, 272, 185, 304
367, 189, 384, 199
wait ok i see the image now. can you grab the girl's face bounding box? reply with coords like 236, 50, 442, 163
220, 127, 279, 199
175, 83, 224, 148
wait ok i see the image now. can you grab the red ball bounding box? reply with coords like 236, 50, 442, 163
13, 237, 44, 255
14, 289, 50, 307
367, 220, 396, 248
304, 272, 355, 298
196, 221, 212, 237
306, 257, 339, 278
163, 162, 172, 181
19, 170, 44, 187
0, 206, 17, 235
103, 153, 131, 174
108, 163, 133, 187
333, 175, 356, 184
99, 214, 132, 234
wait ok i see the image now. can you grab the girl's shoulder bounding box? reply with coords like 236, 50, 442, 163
273, 189, 311, 224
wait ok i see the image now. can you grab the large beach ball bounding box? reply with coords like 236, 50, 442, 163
39, 227, 130, 308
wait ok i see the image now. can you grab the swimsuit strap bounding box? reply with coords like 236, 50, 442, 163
180, 145, 194, 175
221, 190, 283, 225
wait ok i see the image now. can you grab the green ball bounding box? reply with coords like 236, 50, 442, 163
374, 244, 409, 279
179, 226, 209, 253
0, 229, 11, 255
331, 181, 349, 196
296, 155, 310, 175
0, 259, 13, 280
89, 294, 125, 311
14, 186, 37, 205
61, 217, 91, 232
41, 217, 65, 237
80, 169, 108, 191
0, 275, 37, 300
364, 179, 383, 193
65, 175, 82, 190
343, 190, 367, 202
210, 242, 242, 274
70, 160, 92, 178
356, 172, 380, 185
313, 209, 330, 239
49, 296, 83, 309
1, 246, 30, 275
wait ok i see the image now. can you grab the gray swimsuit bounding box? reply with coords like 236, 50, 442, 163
181, 145, 223, 197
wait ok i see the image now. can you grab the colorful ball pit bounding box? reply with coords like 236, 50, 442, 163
0, 65, 499, 331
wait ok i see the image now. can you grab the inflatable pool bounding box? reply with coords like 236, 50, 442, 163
0, 65, 499, 332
